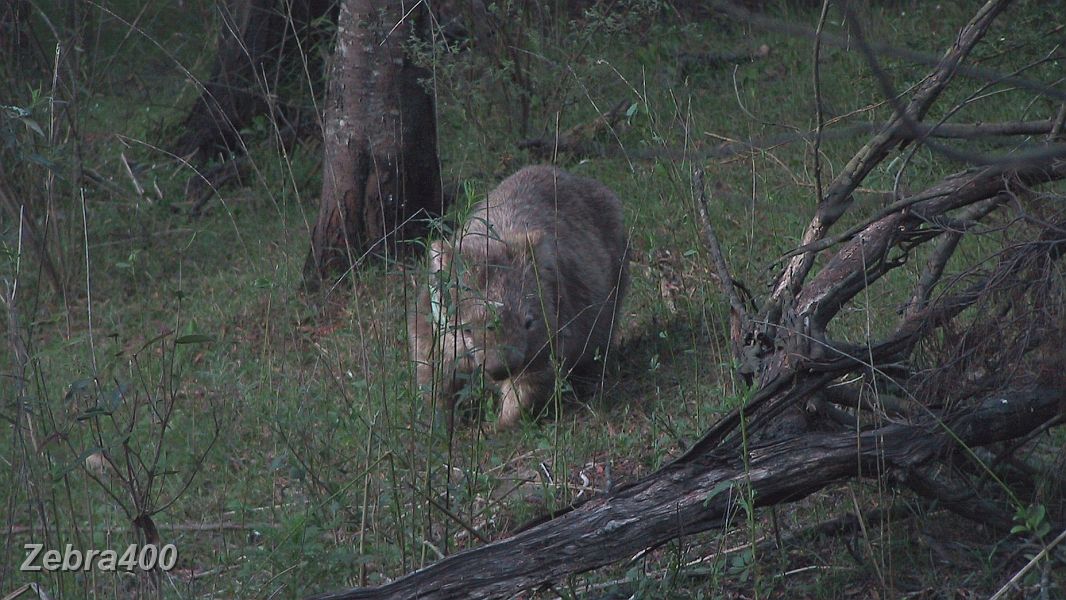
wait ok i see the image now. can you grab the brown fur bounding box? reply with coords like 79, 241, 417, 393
409, 166, 629, 428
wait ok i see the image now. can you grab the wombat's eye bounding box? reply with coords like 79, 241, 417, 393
524, 316, 534, 330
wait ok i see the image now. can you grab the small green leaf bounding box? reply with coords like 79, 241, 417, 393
26, 153, 57, 169
76, 406, 112, 420
22, 118, 44, 137
106, 384, 128, 412
64, 378, 93, 402
1029, 504, 1046, 524
704, 480, 734, 504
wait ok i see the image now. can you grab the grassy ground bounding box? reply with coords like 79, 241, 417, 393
2, 1, 1064, 598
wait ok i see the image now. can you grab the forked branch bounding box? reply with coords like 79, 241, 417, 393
768, 0, 1012, 307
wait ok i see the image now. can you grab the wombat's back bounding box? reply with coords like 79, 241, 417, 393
465, 166, 627, 261
464, 165, 629, 368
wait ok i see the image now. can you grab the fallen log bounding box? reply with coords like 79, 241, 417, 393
307, 387, 1062, 600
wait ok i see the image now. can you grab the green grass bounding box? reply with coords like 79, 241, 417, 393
2, 0, 1064, 598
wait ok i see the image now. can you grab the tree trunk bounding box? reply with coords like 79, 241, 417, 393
303, 0, 443, 289
0, 0, 29, 54
172, 0, 336, 163
0, 0, 32, 80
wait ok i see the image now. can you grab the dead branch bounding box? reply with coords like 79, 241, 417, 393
902, 196, 1004, 319
710, 1, 1066, 105
809, 217, 1065, 382
913, 119, 1056, 139
676, 43, 770, 78
186, 155, 250, 216
990, 527, 1066, 600
793, 164, 1041, 335
580, 119, 1059, 164
768, 0, 1011, 307
1050, 104, 1066, 142
306, 387, 1062, 600
517, 99, 631, 161
576, 500, 923, 598
692, 168, 749, 354
902, 469, 1014, 531
893, 218, 1065, 354
781, 158, 1066, 262
821, 380, 915, 419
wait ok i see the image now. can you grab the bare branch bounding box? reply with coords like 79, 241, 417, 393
517, 99, 631, 161
814, 216, 1066, 371
842, 4, 1066, 168
780, 158, 1066, 262
710, 1, 1066, 104
692, 169, 749, 354
822, 379, 917, 419
989, 527, 1066, 600
916, 119, 1057, 139
902, 196, 1005, 319
1050, 103, 1066, 142
902, 470, 1014, 530
794, 212, 908, 332
768, 0, 1012, 308
811, 0, 831, 203
611, 119, 1059, 165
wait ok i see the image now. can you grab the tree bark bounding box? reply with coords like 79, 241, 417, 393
303, 0, 443, 288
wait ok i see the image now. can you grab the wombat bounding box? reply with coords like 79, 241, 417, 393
408, 165, 629, 428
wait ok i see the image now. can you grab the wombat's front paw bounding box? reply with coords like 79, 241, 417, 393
496, 381, 524, 429
494, 374, 553, 429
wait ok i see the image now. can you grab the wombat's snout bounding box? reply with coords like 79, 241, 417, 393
483, 346, 523, 381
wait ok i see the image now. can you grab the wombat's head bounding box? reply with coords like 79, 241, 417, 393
429, 230, 556, 381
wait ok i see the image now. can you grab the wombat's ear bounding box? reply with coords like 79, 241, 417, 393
525, 229, 544, 249
526, 230, 558, 272
507, 230, 544, 255
429, 240, 451, 274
